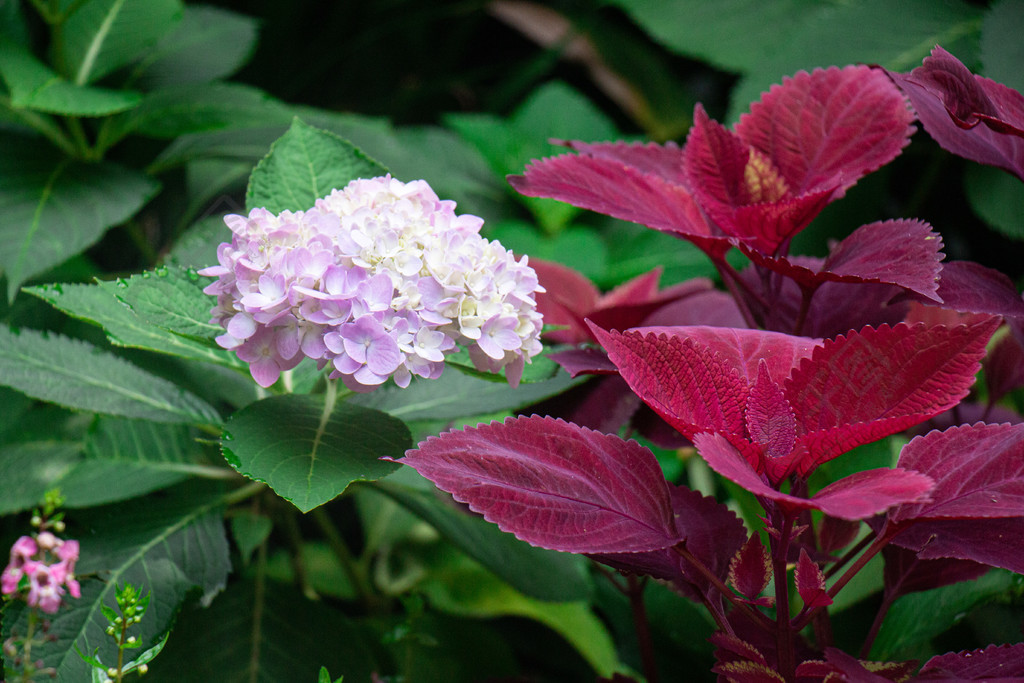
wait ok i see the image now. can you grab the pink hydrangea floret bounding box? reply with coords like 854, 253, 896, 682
200, 176, 544, 390
2, 535, 80, 614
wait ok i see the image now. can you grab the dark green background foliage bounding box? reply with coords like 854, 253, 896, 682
1, 0, 1023, 681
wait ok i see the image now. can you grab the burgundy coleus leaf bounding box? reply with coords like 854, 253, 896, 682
396, 415, 682, 553
682, 105, 835, 255
737, 65, 915, 196
818, 515, 861, 555
888, 45, 1024, 181
785, 318, 1000, 475
983, 331, 1024, 404
796, 649, 915, 682
745, 360, 797, 460
918, 643, 1024, 680
728, 534, 772, 602
591, 484, 746, 604
890, 422, 1024, 523
886, 422, 1024, 573
532, 260, 707, 345
881, 544, 988, 602
795, 549, 833, 609
896, 260, 1024, 319
693, 432, 932, 520
508, 141, 730, 258
739, 219, 944, 302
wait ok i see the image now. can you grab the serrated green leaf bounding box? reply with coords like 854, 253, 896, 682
130, 4, 258, 88
870, 569, 1014, 660
0, 325, 221, 424
245, 117, 387, 214
26, 279, 242, 368
141, 579, 376, 682
0, 43, 141, 115
982, 0, 1024, 93
0, 134, 159, 300
112, 265, 225, 342
416, 549, 619, 677
348, 360, 583, 421
221, 393, 408, 512
725, 0, 983, 120
57, 0, 183, 85
375, 480, 592, 603
965, 153, 1024, 241
0, 440, 81, 514
1, 484, 230, 680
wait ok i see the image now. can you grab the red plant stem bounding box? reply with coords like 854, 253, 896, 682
713, 256, 763, 329
794, 527, 896, 632
625, 575, 660, 683
823, 532, 876, 580
792, 285, 818, 337
860, 590, 897, 659
772, 511, 797, 682
671, 543, 773, 633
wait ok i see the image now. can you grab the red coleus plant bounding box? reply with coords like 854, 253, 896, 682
396, 53, 1024, 682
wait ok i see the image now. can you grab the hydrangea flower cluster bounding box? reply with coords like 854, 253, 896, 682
2, 532, 81, 614
201, 176, 544, 391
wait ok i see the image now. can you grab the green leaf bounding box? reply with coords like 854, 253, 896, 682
100, 82, 294, 148
245, 117, 388, 214
0, 440, 81, 514
446, 81, 616, 232
965, 162, 1024, 241
599, 220, 718, 288
725, 0, 983, 120
488, 220, 609, 281
608, 0, 814, 74
375, 480, 593, 603
1, 483, 231, 680
348, 360, 584, 421
112, 265, 225, 342
0, 134, 159, 300
221, 393, 409, 512
870, 569, 1015, 660
0, 325, 221, 424
57, 0, 183, 85
130, 4, 258, 88
142, 579, 377, 682
26, 279, 242, 368
416, 549, 621, 677
0, 43, 141, 115
229, 511, 272, 566
982, 0, 1024, 93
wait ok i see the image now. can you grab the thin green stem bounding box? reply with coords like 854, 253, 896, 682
221, 481, 266, 507
64, 117, 95, 159
0, 96, 78, 156
311, 507, 377, 609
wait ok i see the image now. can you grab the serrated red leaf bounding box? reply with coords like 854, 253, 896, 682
795, 548, 832, 609
882, 544, 988, 601
745, 360, 797, 460
397, 416, 681, 553
531, 259, 600, 344
728, 534, 771, 600
694, 432, 931, 520
926, 260, 1024, 319
508, 147, 729, 257
786, 319, 999, 474
918, 642, 1024, 679
887, 46, 1024, 181
589, 484, 746, 603
984, 332, 1024, 404
737, 65, 915, 195
890, 517, 1024, 574
590, 326, 750, 439
890, 422, 1024, 523
547, 347, 618, 377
